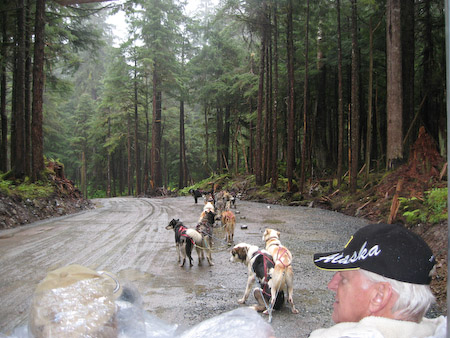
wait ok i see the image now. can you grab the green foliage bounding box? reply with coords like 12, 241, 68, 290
425, 188, 448, 223
401, 188, 448, 225
88, 188, 107, 199
180, 175, 215, 195
0, 180, 13, 196
0, 179, 54, 200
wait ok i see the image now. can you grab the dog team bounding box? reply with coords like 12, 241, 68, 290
167, 188, 298, 321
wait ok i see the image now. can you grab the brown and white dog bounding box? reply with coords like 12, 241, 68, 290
230, 243, 285, 314
221, 210, 236, 244
262, 228, 299, 317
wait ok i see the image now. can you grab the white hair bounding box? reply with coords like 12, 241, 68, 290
359, 269, 435, 322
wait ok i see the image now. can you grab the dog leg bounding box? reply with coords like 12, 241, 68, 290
252, 288, 269, 312
239, 272, 255, 304
207, 253, 214, 266
206, 246, 214, 266
196, 246, 203, 265
176, 243, 181, 263
186, 240, 194, 267
286, 267, 299, 313
180, 242, 187, 267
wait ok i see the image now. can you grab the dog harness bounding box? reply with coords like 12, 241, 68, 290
196, 220, 212, 236
274, 246, 291, 268
177, 225, 195, 245
253, 251, 274, 298
266, 240, 291, 268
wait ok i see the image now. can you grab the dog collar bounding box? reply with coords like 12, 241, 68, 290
265, 236, 279, 242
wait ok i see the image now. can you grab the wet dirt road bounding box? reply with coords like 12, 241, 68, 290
0, 196, 368, 337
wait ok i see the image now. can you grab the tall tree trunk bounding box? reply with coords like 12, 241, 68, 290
315, 17, 328, 172
365, 18, 381, 179
216, 108, 221, 171
24, 0, 32, 177
134, 60, 141, 195
1, 11, 7, 172
350, 0, 360, 193
143, 76, 150, 194
386, 0, 403, 169
420, 0, 436, 141
31, 0, 45, 182
286, 0, 295, 192
179, 100, 185, 189
271, 1, 279, 190
256, 6, 266, 186
401, 0, 415, 152
249, 104, 254, 173
151, 66, 162, 188
107, 116, 111, 197
13, 0, 26, 179
233, 119, 240, 175
224, 105, 230, 171
127, 112, 132, 195
81, 151, 87, 198
204, 105, 209, 172
299, 0, 309, 193
336, 0, 344, 186
163, 140, 168, 187
263, 13, 271, 184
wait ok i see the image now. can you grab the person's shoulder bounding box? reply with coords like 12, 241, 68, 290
309, 316, 447, 338
362, 316, 447, 338
308, 320, 384, 338
421, 316, 447, 338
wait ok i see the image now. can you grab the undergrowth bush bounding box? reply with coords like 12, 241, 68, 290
0, 178, 54, 200
401, 187, 448, 225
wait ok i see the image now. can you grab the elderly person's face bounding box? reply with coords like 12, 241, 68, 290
327, 270, 375, 323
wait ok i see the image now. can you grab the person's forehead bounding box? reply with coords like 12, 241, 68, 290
339, 269, 361, 279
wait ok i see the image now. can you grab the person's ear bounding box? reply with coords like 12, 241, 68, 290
368, 282, 394, 314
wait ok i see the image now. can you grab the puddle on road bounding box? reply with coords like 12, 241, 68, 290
184, 283, 208, 296
119, 268, 154, 284
0, 233, 14, 239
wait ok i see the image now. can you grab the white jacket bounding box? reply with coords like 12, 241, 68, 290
308, 316, 447, 338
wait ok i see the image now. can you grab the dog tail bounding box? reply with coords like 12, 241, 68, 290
186, 228, 203, 244
186, 238, 193, 256
273, 290, 285, 310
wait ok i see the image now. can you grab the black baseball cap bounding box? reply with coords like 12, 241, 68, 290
313, 223, 436, 285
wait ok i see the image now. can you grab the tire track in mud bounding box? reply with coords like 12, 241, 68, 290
0, 197, 173, 333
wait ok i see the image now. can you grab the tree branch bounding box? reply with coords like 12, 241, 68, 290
53, 0, 116, 5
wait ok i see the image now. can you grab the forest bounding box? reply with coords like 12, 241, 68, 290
0, 0, 447, 198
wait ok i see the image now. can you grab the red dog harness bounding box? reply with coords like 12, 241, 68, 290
274, 246, 291, 268
255, 250, 274, 298
177, 225, 195, 244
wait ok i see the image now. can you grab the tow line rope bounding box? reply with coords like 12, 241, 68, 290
191, 228, 230, 252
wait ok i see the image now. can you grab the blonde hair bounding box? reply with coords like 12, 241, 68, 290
360, 269, 435, 322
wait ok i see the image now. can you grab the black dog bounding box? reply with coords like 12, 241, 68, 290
166, 219, 201, 267
252, 251, 285, 311
189, 189, 203, 204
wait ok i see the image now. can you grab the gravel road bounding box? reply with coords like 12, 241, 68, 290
0, 196, 368, 337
